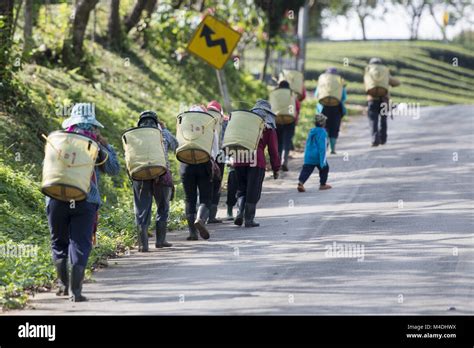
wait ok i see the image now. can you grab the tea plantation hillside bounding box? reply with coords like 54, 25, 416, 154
245, 40, 474, 106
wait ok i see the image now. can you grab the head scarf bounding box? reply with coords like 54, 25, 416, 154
251, 99, 276, 129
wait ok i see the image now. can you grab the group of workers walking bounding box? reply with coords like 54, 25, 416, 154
41, 57, 399, 302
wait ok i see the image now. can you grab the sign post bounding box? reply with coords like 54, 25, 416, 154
187, 15, 242, 113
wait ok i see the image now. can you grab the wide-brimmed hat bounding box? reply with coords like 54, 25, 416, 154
326, 67, 338, 74
251, 99, 276, 129
251, 100, 275, 116
62, 103, 104, 129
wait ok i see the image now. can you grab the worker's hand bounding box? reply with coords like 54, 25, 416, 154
273, 171, 279, 180
159, 120, 166, 129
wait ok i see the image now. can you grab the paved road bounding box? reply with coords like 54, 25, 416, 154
12, 105, 474, 315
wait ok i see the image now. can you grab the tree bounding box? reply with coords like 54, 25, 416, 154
255, 0, 305, 80
123, 0, 147, 34
141, 0, 157, 48
23, 0, 34, 54
108, 0, 123, 50
354, 0, 378, 40
394, 0, 427, 40
428, 0, 474, 41
62, 0, 100, 67
308, 0, 351, 38
0, 0, 15, 88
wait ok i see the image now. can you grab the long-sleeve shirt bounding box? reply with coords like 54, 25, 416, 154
234, 128, 281, 171
161, 128, 178, 169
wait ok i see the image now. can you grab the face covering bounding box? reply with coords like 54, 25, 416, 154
66, 123, 98, 140
139, 118, 158, 128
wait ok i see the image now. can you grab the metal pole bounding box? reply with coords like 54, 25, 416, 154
297, 0, 309, 72
215, 69, 232, 113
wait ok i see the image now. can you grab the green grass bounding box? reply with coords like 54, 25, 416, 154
0, 4, 265, 310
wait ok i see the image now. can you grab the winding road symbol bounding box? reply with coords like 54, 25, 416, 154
200, 24, 228, 54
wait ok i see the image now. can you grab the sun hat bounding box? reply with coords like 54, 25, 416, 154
251, 99, 276, 129
62, 103, 104, 129
189, 105, 207, 112
326, 67, 338, 74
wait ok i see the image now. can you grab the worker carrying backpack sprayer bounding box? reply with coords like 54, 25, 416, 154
177, 105, 218, 241
364, 58, 401, 146
315, 67, 347, 154
230, 100, 281, 228
277, 70, 306, 171
123, 111, 178, 252
41, 103, 120, 302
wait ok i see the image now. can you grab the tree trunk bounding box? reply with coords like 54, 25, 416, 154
108, 0, 122, 50
358, 14, 367, 40
0, 0, 15, 86
62, 0, 99, 67
24, 0, 34, 53
124, 0, 147, 34
428, 3, 447, 41
261, 36, 271, 82
141, 0, 158, 49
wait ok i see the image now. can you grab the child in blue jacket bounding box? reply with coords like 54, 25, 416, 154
297, 113, 332, 192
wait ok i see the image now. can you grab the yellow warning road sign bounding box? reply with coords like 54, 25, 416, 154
187, 15, 242, 70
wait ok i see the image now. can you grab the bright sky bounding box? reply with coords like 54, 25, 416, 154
323, 3, 473, 40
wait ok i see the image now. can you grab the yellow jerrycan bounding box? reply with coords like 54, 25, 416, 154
280, 69, 304, 97
269, 88, 297, 125
176, 111, 217, 164
317, 73, 343, 106
122, 126, 167, 180
364, 64, 390, 97
222, 110, 265, 152
41, 131, 101, 202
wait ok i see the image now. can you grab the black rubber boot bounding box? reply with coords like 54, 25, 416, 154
186, 214, 198, 240
155, 221, 172, 248
207, 204, 222, 223
226, 205, 234, 221
234, 196, 245, 226
194, 204, 210, 240
244, 203, 260, 227
54, 258, 69, 296
137, 225, 149, 252
70, 264, 87, 302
